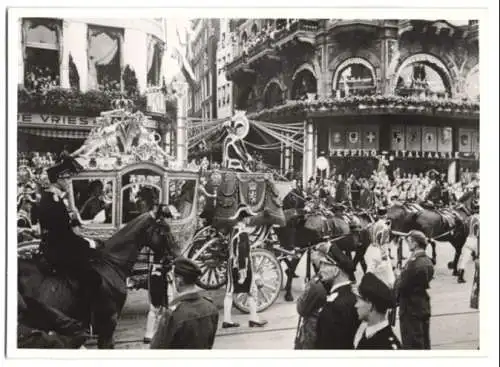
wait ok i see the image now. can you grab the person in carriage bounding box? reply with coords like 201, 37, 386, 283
37, 154, 102, 321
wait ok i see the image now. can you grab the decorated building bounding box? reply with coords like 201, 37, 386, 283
17, 17, 176, 154
225, 19, 479, 183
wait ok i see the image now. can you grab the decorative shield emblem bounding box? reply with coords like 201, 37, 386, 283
425, 133, 434, 143
333, 132, 341, 144
211, 172, 223, 187
410, 132, 418, 142
366, 132, 376, 143
393, 132, 403, 143
248, 181, 258, 205
461, 134, 469, 146
349, 132, 359, 144
441, 127, 452, 143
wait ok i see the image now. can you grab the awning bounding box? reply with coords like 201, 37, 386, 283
19, 127, 89, 140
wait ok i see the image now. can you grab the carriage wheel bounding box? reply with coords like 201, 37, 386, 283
187, 237, 228, 290
233, 248, 283, 314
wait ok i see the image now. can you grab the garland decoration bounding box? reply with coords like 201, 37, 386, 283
247, 95, 480, 122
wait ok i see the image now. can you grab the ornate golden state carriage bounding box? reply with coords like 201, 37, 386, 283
18, 102, 201, 289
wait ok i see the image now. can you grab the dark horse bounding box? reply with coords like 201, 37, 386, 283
275, 192, 375, 302
18, 207, 179, 349
387, 190, 477, 274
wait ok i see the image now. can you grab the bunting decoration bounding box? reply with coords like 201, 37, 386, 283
438, 126, 453, 153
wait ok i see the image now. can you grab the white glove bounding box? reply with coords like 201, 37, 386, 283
85, 238, 97, 249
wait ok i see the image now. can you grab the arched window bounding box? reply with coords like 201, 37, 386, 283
334, 63, 375, 97
264, 82, 284, 108
394, 55, 452, 98
23, 18, 61, 90
87, 25, 124, 92
292, 69, 317, 100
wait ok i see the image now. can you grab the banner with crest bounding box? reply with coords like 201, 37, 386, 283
459, 128, 473, 152
346, 127, 362, 150
329, 128, 346, 150
362, 126, 379, 150
422, 126, 438, 152
437, 126, 453, 153
391, 125, 405, 151
405, 125, 422, 151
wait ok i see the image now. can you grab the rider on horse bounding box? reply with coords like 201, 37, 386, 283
422, 172, 442, 208
38, 154, 102, 317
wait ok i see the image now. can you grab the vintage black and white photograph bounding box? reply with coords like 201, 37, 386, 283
5, 5, 494, 357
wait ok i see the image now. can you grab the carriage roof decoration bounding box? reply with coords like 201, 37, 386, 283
70, 97, 197, 172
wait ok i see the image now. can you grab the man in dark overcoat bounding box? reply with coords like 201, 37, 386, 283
394, 230, 435, 349
150, 257, 219, 349
315, 244, 360, 349
37, 156, 101, 308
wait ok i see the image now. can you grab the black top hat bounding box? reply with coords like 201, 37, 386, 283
46, 155, 83, 183
325, 243, 356, 276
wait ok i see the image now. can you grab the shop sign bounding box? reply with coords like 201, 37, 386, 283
18, 113, 98, 127
17, 113, 158, 129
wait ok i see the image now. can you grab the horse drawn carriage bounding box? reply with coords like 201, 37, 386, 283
17, 101, 287, 333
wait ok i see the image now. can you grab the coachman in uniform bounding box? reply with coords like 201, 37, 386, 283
353, 273, 401, 349
37, 155, 102, 316
150, 257, 219, 349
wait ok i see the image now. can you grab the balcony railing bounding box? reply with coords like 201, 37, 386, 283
274, 19, 319, 43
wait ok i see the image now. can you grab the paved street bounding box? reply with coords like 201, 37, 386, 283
94, 240, 479, 350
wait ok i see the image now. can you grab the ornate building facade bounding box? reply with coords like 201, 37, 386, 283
18, 18, 174, 153
225, 19, 479, 182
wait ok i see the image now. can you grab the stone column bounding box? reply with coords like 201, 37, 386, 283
448, 160, 457, 185
303, 119, 315, 186
284, 132, 292, 175
123, 29, 148, 92
59, 20, 70, 89
18, 19, 24, 87
380, 22, 399, 95
174, 82, 189, 167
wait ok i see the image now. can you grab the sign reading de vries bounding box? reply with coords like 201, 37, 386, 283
18, 113, 99, 126
17, 113, 158, 129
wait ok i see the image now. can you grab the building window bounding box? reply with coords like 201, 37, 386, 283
147, 36, 164, 87
22, 18, 62, 91
87, 25, 124, 91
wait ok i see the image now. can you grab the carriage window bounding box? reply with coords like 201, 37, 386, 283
168, 179, 197, 220
121, 171, 162, 224
71, 179, 115, 225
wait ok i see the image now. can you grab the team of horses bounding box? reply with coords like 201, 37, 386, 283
17, 184, 478, 349
274, 188, 478, 302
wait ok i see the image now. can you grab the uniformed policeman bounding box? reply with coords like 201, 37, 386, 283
294, 243, 335, 349
353, 273, 401, 350
150, 257, 219, 349
315, 243, 359, 349
394, 230, 435, 349
37, 155, 102, 315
